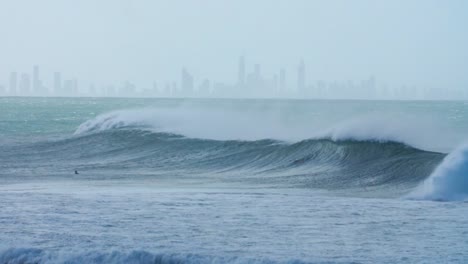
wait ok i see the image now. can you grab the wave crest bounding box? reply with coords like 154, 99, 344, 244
74, 108, 455, 152
409, 144, 468, 201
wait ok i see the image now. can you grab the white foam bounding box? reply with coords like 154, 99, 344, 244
0, 247, 305, 264
75, 107, 327, 141
408, 144, 468, 201
74, 107, 461, 152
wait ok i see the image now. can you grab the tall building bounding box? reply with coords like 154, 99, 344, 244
72, 79, 79, 96
149, 82, 158, 97
272, 74, 279, 94
9, 72, 17, 95
316, 81, 327, 98
279, 68, 286, 92
165, 83, 172, 97
181, 68, 194, 96
120, 81, 136, 97
297, 60, 306, 93
254, 64, 261, 80
54, 72, 62, 95
33, 65, 41, 94
198, 79, 211, 97
238, 56, 245, 87
19, 73, 31, 95
171, 82, 178, 96
63, 80, 73, 96
88, 83, 97, 96
63, 79, 78, 96
106, 85, 116, 97
368, 75, 376, 99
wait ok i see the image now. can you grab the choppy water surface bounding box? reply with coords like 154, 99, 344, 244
1, 97, 467, 263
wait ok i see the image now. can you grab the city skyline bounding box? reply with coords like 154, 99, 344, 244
1, 56, 466, 100
1, 1, 468, 96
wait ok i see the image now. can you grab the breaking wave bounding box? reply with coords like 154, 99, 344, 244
74, 108, 454, 152
409, 144, 468, 201
4, 108, 468, 200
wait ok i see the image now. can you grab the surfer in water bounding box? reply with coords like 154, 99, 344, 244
74, 170, 79, 175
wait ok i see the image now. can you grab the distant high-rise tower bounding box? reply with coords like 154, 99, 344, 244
53, 72, 62, 95
88, 83, 96, 96
120, 81, 136, 97
368, 75, 376, 99
254, 64, 261, 81
273, 74, 279, 94
33, 65, 41, 94
238, 56, 245, 87
63, 80, 73, 96
279, 68, 286, 92
19, 73, 31, 95
181, 68, 194, 96
199, 79, 211, 96
72, 79, 78, 95
9, 72, 17, 95
297, 60, 306, 93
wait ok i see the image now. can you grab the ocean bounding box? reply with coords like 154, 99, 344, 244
0, 97, 467, 263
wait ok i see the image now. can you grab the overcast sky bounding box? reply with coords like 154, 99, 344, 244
1, 0, 467, 89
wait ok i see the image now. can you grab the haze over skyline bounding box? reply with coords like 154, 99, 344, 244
2, 60, 466, 100
1, 0, 467, 97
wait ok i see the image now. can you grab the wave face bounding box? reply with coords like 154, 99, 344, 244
1, 109, 449, 198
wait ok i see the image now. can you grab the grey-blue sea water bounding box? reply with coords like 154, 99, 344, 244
1, 97, 468, 263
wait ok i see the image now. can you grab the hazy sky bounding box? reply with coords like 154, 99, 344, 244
1, 0, 467, 89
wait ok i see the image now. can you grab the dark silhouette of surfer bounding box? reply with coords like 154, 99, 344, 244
74, 170, 79, 175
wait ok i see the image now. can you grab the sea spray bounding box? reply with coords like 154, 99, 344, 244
409, 144, 468, 201
74, 108, 454, 152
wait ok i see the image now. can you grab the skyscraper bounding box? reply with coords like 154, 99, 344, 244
279, 68, 286, 92
297, 60, 306, 93
19, 73, 31, 95
254, 64, 261, 80
181, 68, 194, 96
120, 81, 136, 97
54, 72, 62, 96
9, 72, 17, 95
273, 74, 279, 95
88, 83, 96, 96
198, 79, 211, 97
368, 75, 376, 99
63, 80, 72, 96
72, 79, 78, 96
33, 65, 41, 94
238, 56, 245, 87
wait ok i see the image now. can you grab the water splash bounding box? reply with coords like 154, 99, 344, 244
409, 144, 468, 201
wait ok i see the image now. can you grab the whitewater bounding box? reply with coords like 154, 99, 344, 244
1, 97, 467, 263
